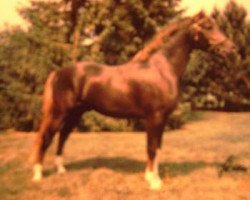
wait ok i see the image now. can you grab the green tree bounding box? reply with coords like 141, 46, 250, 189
61, 0, 182, 64
0, 0, 182, 131
0, 1, 71, 130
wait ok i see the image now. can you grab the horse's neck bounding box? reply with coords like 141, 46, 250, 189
163, 31, 193, 78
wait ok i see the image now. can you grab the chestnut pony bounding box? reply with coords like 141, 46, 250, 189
30, 12, 235, 189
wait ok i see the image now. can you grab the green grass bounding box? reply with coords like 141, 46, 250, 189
0, 160, 30, 199
57, 186, 72, 197
161, 161, 210, 177
0, 112, 249, 199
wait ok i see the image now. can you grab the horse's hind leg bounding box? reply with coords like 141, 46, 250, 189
145, 112, 166, 190
55, 110, 82, 174
30, 114, 63, 181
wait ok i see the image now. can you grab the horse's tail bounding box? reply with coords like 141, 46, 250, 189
42, 71, 57, 115
29, 71, 58, 164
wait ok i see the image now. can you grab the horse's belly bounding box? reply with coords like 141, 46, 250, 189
86, 89, 177, 119
82, 73, 178, 118
89, 93, 145, 118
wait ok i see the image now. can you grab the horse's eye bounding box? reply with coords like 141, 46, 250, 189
202, 23, 213, 30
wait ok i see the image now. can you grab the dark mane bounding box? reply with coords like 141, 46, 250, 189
132, 17, 192, 62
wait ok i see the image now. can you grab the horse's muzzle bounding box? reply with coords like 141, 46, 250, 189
210, 39, 237, 57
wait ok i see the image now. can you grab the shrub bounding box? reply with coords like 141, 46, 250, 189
78, 111, 133, 132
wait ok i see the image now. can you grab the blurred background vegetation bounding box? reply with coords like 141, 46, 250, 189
0, 0, 249, 132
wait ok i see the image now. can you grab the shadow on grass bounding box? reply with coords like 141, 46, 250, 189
44, 157, 216, 178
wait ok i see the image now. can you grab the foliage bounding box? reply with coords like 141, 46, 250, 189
0, 1, 71, 130
0, 29, 42, 130
1, 0, 249, 132
183, 0, 250, 111
68, 0, 182, 64
79, 111, 133, 132
0, 0, 181, 131
167, 103, 202, 129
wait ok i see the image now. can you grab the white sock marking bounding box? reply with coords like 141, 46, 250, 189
33, 164, 43, 181
145, 149, 162, 190
55, 156, 66, 174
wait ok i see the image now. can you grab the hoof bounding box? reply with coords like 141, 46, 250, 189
55, 156, 66, 174
57, 166, 66, 174
32, 174, 42, 182
149, 178, 162, 190
145, 170, 162, 190
32, 164, 43, 182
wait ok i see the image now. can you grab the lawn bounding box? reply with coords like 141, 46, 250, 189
0, 112, 249, 200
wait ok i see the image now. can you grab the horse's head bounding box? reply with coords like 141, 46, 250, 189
189, 11, 236, 56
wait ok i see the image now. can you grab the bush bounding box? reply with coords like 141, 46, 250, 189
78, 111, 133, 132
166, 103, 201, 129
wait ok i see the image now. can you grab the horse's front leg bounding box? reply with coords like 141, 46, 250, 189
145, 113, 165, 190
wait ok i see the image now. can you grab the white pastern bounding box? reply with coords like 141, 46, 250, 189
145, 149, 162, 190
145, 168, 163, 190
55, 156, 66, 174
33, 164, 43, 181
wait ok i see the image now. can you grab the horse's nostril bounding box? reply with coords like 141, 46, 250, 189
227, 41, 237, 52
232, 45, 237, 52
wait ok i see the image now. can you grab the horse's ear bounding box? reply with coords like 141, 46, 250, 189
189, 24, 201, 42
190, 10, 207, 40
193, 10, 206, 21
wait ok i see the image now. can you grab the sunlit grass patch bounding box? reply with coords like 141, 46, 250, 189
0, 112, 249, 199
0, 160, 31, 199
